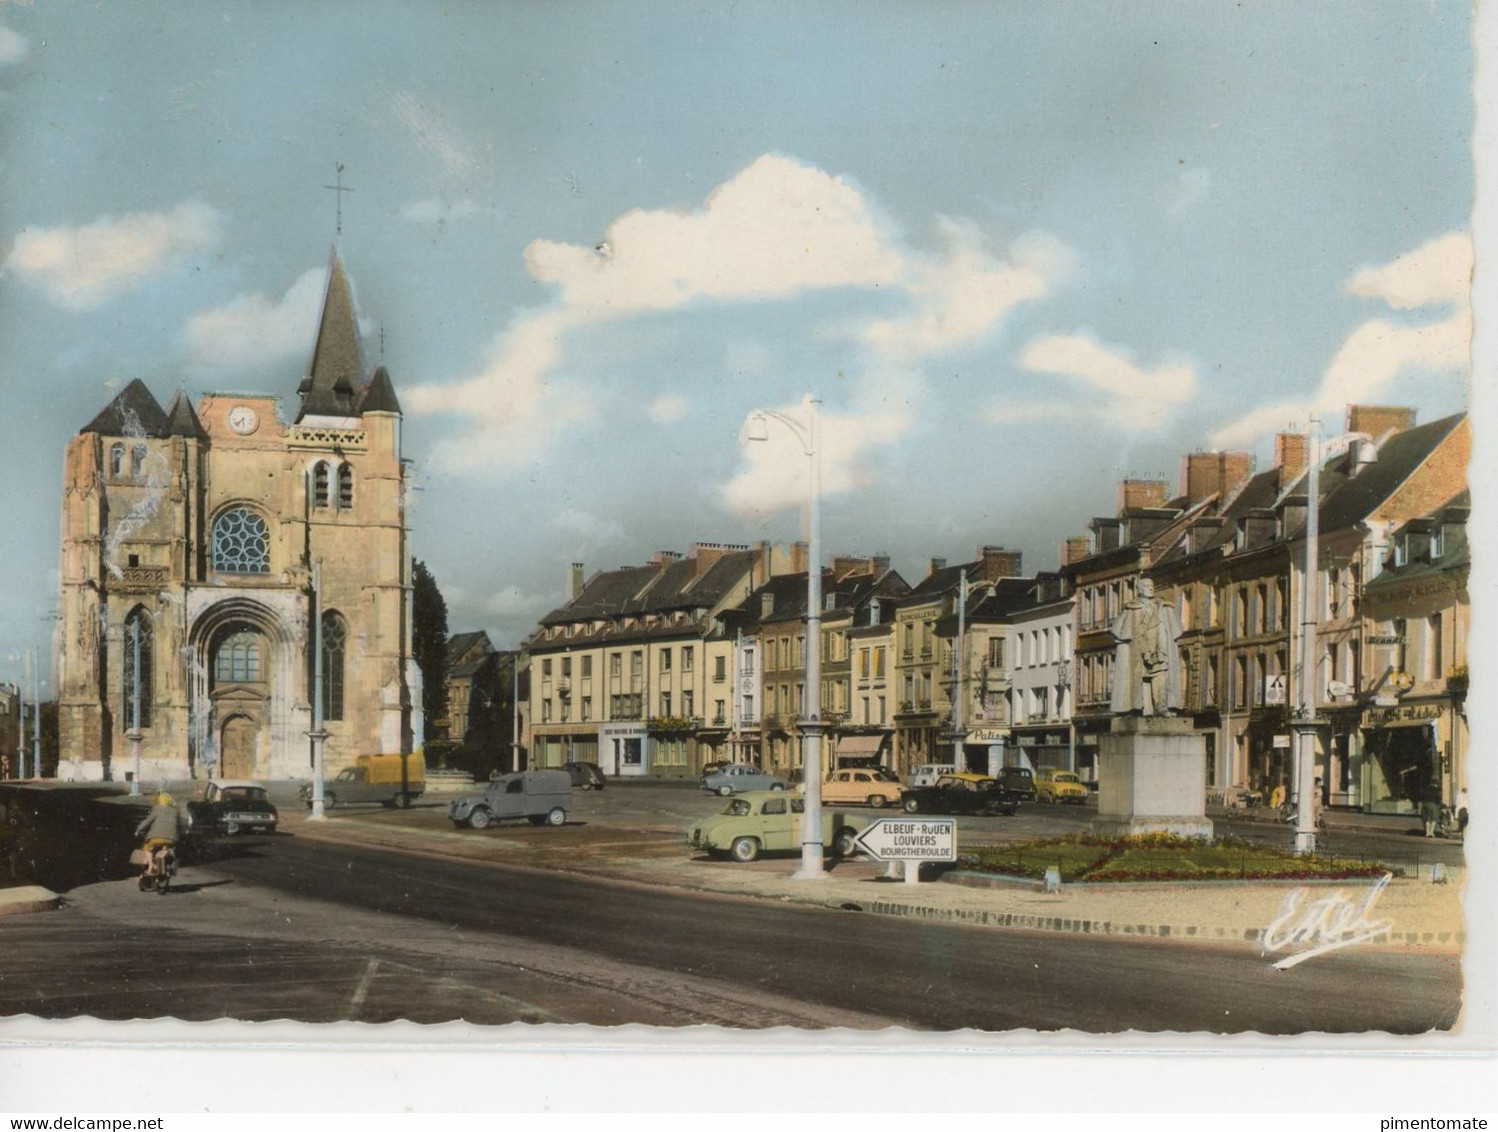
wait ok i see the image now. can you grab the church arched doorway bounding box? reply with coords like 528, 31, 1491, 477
219, 715, 259, 779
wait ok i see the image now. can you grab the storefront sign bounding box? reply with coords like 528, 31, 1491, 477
969, 729, 1007, 743
1272, 734, 1291, 749
1361, 702, 1443, 728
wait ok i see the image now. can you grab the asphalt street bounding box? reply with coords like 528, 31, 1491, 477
0, 830, 1461, 1033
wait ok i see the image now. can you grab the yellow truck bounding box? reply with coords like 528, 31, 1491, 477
301, 753, 426, 808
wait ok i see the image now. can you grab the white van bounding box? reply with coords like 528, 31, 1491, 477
907, 763, 958, 788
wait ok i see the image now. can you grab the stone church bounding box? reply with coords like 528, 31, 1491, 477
54, 251, 418, 784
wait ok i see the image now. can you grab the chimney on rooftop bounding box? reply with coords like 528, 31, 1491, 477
650, 549, 683, 566
1273, 432, 1309, 491
1117, 479, 1168, 514
928, 556, 947, 579
1347, 405, 1415, 441
566, 562, 584, 603
789, 540, 809, 575
975, 546, 1022, 582
1180, 451, 1252, 504
1061, 536, 1091, 566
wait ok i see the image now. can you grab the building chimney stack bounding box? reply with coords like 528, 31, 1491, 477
1117, 479, 1168, 514
1346, 404, 1414, 441
1061, 536, 1091, 566
566, 562, 584, 602
1274, 432, 1309, 489
1180, 451, 1252, 504
976, 545, 1022, 581
928, 557, 948, 578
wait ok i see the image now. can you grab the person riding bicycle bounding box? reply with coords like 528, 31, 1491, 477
134, 792, 181, 883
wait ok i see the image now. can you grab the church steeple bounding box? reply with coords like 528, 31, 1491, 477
296, 248, 362, 422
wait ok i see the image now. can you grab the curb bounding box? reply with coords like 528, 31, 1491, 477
0, 885, 61, 916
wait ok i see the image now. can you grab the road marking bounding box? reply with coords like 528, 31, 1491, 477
348, 958, 379, 1014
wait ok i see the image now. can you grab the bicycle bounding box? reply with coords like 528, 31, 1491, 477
136, 839, 178, 895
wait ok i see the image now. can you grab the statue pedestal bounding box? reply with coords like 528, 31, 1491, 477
1091, 715, 1213, 839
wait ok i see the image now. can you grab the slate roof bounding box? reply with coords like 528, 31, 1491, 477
164, 390, 207, 439
1315, 412, 1465, 534
446, 631, 493, 666
1362, 495, 1471, 597
535, 550, 763, 643
79, 379, 170, 437
297, 249, 363, 420
357, 366, 402, 414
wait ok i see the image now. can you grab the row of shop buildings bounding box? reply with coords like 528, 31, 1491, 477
507, 403, 1469, 816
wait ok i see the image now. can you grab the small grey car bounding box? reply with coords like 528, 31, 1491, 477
448, 770, 571, 829
700, 763, 787, 797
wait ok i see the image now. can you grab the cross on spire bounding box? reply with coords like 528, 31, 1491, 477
322, 163, 355, 236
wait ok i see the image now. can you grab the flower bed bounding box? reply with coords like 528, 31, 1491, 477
956, 834, 1393, 883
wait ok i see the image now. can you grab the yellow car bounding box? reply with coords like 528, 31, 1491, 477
1034, 769, 1089, 805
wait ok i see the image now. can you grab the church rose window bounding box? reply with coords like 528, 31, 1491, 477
212, 507, 270, 574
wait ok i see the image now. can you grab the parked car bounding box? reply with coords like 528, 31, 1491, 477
907, 763, 958, 788
1034, 768, 1089, 805
900, 772, 1019, 816
819, 767, 903, 808
563, 761, 606, 790
996, 765, 1036, 803
185, 779, 279, 838
698, 760, 731, 779
685, 791, 871, 862
701, 763, 786, 796
447, 770, 571, 830
300, 753, 426, 809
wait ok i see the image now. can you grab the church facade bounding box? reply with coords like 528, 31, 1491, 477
54, 251, 418, 784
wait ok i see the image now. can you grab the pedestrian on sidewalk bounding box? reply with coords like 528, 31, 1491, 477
1420, 779, 1442, 838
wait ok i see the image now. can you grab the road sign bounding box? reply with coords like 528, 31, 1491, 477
1264, 674, 1287, 705
852, 817, 957, 863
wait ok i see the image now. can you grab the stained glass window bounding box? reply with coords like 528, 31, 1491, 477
123, 608, 153, 729
211, 507, 269, 573
213, 627, 261, 683
321, 611, 346, 721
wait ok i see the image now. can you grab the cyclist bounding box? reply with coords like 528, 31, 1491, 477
134, 791, 181, 890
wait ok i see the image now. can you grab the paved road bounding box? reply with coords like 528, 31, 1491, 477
0, 832, 1460, 1033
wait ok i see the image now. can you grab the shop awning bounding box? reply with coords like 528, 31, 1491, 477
835, 734, 886, 758
1364, 716, 1439, 730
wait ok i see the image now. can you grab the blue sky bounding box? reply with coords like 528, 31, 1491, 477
0, 1, 1474, 683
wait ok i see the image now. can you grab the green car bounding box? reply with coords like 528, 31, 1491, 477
685, 791, 871, 863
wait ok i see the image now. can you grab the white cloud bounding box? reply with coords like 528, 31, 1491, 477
524, 153, 903, 312
400, 198, 486, 225
861, 223, 1073, 363
1211, 232, 1471, 449
0, 25, 27, 66
553, 508, 625, 547
1005, 333, 1197, 432
183, 267, 324, 371
648, 394, 689, 424
1020, 333, 1196, 403
405, 309, 598, 471
1347, 232, 1470, 311
4, 200, 222, 310
390, 91, 473, 176
718, 395, 914, 520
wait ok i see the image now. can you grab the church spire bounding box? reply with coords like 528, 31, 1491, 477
296, 248, 362, 422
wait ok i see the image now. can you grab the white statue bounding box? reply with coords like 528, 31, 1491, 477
1109, 577, 1184, 716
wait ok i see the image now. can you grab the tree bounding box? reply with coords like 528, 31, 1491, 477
412, 559, 450, 736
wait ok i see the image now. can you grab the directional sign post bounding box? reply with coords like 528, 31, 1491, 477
851, 817, 957, 885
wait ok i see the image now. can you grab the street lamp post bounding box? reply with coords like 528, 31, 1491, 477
746, 397, 825, 880
308, 558, 328, 821
1292, 420, 1369, 855
127, 625, 142, 795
